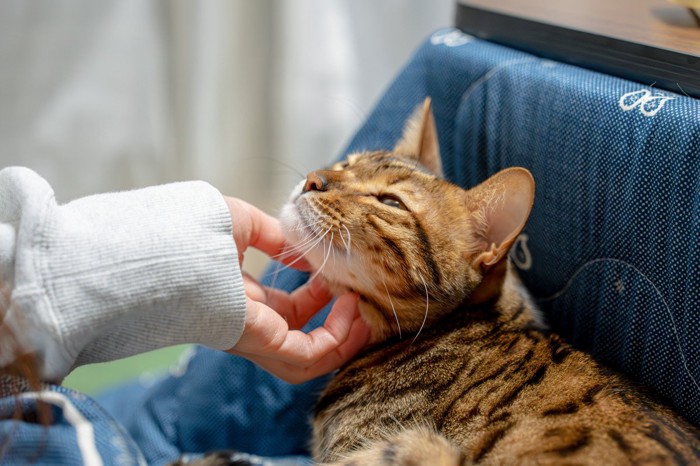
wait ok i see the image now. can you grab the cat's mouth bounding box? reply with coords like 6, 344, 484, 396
280, 195, 349, 285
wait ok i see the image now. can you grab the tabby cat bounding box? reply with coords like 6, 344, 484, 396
276, 99, 700, 465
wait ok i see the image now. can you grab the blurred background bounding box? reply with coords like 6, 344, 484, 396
0, 0, 452, 393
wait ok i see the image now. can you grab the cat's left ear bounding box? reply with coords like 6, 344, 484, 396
394, 98, 443, 176
468, 168, 535, 269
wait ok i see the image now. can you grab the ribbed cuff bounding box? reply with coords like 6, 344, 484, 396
15, 179, 246, 380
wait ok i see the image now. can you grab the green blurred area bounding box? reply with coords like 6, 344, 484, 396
63, 345, 191, 395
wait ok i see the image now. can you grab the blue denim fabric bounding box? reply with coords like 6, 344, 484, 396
0, 385, 147, 465
2, 28, 698, 464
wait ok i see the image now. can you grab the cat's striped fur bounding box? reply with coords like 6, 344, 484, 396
279, 99, 700, 465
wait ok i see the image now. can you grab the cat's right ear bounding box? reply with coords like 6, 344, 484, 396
394, 98, 443, 176
468, 168, 535, 269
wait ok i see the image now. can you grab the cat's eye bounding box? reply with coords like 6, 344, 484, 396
377, 194, 407, 210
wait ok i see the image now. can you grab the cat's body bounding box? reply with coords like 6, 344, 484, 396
279, 100, 700, 465
313, 272, 699, 465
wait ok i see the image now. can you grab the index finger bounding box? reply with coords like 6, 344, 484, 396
244, 201, 288, 256
237, 199, 314, 271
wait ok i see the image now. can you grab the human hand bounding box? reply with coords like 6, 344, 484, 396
222, 197, 371, 383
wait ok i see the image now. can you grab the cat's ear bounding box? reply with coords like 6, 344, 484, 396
394, 98, 443, 176
468, 168, 535, 269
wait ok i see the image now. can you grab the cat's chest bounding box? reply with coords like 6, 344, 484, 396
315, 318, 565, 440
316, 321, 524, 421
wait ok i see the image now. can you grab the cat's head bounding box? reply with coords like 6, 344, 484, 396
280, 98, 535, 342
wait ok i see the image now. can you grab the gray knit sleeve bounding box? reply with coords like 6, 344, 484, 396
0, 167, 246, 381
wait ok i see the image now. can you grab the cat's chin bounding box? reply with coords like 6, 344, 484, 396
279, 201, 322, 257
278, 201, 303, 244
279, 200, 349, 286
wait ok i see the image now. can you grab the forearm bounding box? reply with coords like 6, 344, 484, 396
0, 167, 246, 381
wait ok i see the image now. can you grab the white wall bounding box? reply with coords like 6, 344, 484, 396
0, 0, 453, 271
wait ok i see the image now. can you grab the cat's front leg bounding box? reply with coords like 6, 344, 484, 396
171, 451, 312, 466
321, 427, 468, 466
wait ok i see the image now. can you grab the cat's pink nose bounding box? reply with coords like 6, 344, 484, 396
303, 172, 328, 193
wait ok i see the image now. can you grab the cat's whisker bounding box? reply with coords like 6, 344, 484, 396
284, 218, 326, 233
275, 225, 327, 259
342, 224, 352, 256
281, 218, 330, 252
310, 232, 334, 282
271, 238, 322, 267
412, 271, 429, 344
332, 235, 337, 269
338, 225, 350, 254
277, 217, 326, 242
307, 235, 328, 283
319, 231, 335, 272
250, 155, 309, 179
383, 279, 402, 340
269, 260, 282, 291
261, 227, 331, 280
287, 227, 331, 265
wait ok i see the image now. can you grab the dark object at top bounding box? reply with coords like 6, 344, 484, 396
456, 0, 700, 98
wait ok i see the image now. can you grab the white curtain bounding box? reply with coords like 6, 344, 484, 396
0, 0, 452, 211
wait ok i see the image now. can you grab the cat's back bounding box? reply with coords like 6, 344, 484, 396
313, 310, 700, 465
